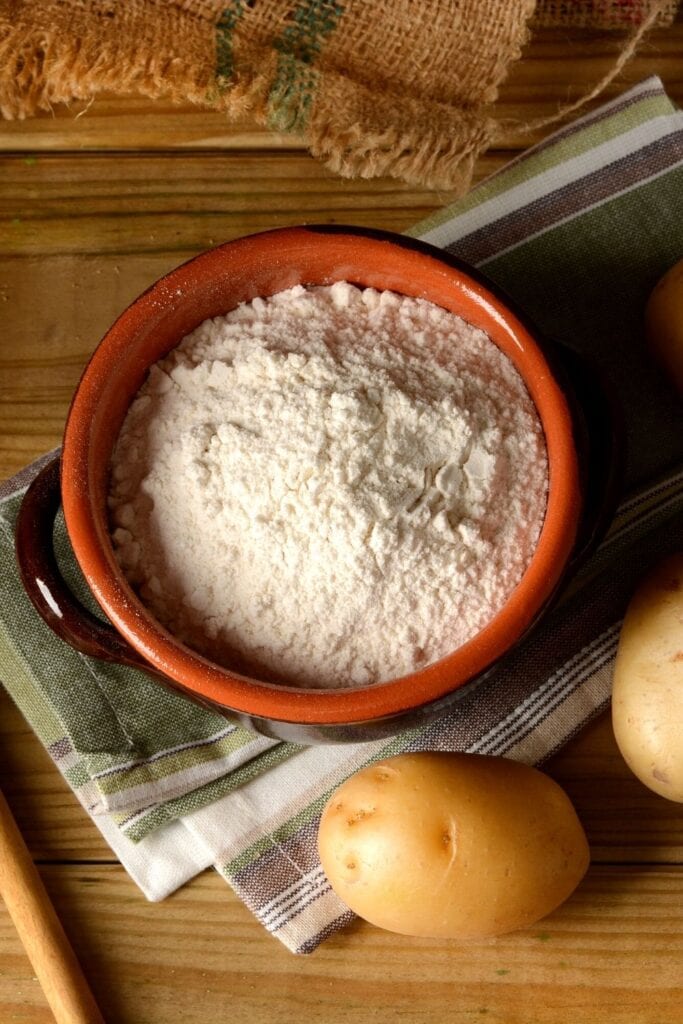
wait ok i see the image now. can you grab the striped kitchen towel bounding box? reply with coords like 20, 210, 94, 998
1, 75, 682, 951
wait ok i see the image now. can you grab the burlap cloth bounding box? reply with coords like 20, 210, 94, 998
0, 0, 678, 191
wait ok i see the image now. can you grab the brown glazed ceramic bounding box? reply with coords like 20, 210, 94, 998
17, 226, 598, 743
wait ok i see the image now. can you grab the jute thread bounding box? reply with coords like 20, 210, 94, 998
497, 0, 673, 142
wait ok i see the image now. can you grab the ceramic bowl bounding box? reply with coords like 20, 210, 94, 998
16, 226, 620, 743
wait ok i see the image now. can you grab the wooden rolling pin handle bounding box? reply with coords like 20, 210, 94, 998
0, 788, 105, 1024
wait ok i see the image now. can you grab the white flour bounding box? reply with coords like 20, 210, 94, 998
108, 282, 548, 688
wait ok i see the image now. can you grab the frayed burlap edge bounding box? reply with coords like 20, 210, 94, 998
0, 5, 515, 193
0, 1, 676, 194
297, 71, 499, 193
1, 18, 185, 117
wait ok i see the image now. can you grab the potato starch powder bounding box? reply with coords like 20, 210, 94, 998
109, 283, 548, 688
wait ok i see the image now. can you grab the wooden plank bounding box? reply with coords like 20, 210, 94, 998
0, 99, 298, 153
0, 149, 473, 259
545, 715, 683, 864
0, 248, 193, 477
0, 28, 681, 154
0, 864, 681, 1024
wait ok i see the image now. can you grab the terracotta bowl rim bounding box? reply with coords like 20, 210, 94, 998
60, 225, 581, 726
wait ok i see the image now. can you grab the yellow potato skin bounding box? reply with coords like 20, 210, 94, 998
645, 257, 683, 393
612, 553, 683, 803
317, 752, 589, 939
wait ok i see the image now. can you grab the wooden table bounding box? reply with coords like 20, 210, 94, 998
2, 22, 683, 1024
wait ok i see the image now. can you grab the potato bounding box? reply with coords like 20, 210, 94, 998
612, 553, 683, 802
318, 752, 589, 939
645, 257, 683, 393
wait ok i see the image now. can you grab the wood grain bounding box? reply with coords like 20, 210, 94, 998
0, 150, 463, 258
0, 864, 681, 1024
0, 692, 112, 863
0, 790, 104, 1024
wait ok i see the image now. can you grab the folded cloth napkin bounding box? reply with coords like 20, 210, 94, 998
2, 75, 683, 953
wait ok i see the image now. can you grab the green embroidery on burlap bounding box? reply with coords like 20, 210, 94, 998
267, 1, 344, 132
213, 0, 249, 97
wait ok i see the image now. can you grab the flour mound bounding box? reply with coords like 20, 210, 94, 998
108, 283, 548, 688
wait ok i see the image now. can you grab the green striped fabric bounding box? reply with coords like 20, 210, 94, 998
0, 481, 289, 827
1, 75, 682, 951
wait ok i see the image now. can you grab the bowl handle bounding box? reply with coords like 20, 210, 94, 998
15, 455, 154, 673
